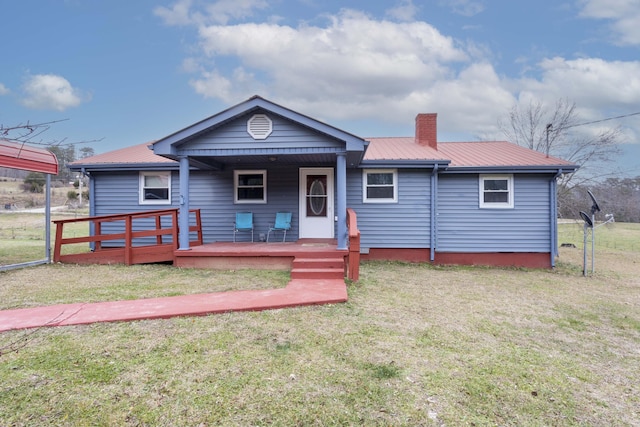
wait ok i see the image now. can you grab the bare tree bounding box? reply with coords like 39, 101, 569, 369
498, 98, 623, 218
79, 146, 95, 159
1, 120, 102, 182
1, 119, 69, 145
498, 98, 622, 188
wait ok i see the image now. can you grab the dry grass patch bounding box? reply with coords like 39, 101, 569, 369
0, 223, 639, 425
0, 264, 289, 309
0, 212, 89, 266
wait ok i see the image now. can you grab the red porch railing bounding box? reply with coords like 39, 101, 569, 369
346, 208, 360, 281
53, 209, 202, 265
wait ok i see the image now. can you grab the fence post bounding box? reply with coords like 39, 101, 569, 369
125, 215, 133, 265
346, 208, 360, 281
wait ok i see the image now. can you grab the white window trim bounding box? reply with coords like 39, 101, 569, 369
479, 174, 514, 209
234, 169, 267, 204
139, 171, 172, 205
363, 169, 398, 203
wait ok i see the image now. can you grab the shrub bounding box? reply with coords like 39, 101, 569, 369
22, 172, 45, 193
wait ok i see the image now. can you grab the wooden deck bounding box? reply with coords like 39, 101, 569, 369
53, 208, 203, 266
52, 208, 362, 281
175, 240, 348, 280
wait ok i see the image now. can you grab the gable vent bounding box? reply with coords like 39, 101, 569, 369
247, 114, 273, 140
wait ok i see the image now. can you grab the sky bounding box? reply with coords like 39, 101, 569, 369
1, 0, 639, 176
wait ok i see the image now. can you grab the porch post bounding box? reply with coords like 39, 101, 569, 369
336, 152, 347, 250
178, 155, 191, 250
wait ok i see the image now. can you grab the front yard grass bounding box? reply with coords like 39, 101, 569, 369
0, 222, 638, 425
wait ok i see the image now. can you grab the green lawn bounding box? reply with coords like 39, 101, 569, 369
0, 221, 638, 426
0, 212, 89, 266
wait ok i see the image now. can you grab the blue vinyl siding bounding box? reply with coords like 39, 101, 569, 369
92, 171, 180, 246
92, 166, 301, 244
437, 174, 551, 252
91, 168, 553, 253
191, 165, 300, 242
184, 113, 344, 151
347, 169, 431, 250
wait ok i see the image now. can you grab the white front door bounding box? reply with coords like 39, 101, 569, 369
299, 168, 334, 239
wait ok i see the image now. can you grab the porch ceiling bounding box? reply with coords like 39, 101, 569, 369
189, 153, 350, 170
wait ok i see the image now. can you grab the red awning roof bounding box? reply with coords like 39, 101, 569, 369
0, 140, 59, 174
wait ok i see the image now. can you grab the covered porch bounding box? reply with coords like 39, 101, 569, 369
150, 96, 368, 253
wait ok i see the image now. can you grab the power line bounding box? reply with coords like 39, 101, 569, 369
556, 111, 640, 132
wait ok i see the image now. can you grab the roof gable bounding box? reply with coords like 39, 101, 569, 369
176, 110, 347, 152
152, 95, 367, 156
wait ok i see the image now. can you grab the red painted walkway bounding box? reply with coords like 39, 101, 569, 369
0, 279, 347, 332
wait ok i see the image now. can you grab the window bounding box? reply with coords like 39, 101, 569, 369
479, 174, 514, 208
363, 169, 397, 203
234, 170, 267, 203
139, 171, 171, 205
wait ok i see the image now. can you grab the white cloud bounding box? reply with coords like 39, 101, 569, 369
0, 83, 9, 96
440, 0, 485, 17
154, 0, 268, 26
166, 3, 639, 144
203, 0, 268, 25
579, 0, 640, 45
20, 74, 86, 111
385, 0, 419, 22
189, 69, 236, 100
189, 9, 478, 126
509, 56, 640, 144
154, 0, 195, 26
517, 57, 640, 110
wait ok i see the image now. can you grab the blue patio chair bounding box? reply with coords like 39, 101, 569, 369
233, 212, 254, 242
266, 212, 292, 242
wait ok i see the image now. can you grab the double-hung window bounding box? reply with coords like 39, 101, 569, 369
234, 170, 267, 203
479, 174, 514, 208
139, 171, 171, 205
363, 169, 398, 203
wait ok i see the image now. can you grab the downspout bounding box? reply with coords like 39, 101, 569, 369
550, 169, 562, 268
430, 164, 439, 262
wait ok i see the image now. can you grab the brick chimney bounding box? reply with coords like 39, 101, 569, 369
415, 113, 437, 150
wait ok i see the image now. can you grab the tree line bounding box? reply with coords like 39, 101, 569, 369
560, 177, 640, 223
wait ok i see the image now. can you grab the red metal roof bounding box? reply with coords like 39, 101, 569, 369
365, 138, 575, 168
76, 138, 575, 170
0, 139, 59, 174
71, 142, 176, 166
364, 137, 449, 161
435, 141, 575, 167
